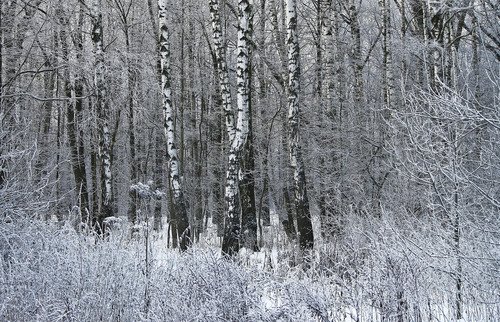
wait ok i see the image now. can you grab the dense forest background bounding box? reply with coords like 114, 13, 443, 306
1, 0, 499, 320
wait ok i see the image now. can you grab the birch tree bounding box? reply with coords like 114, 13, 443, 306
239, 4, 257, 251
209, 0, 234, 238
209, 0, 236, 143
158, 0, 191, 251
286, 0, 314, 250
221, 0, 252, 256
269, 0, 297, 242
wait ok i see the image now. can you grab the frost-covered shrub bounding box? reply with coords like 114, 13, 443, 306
0, 219, 322, 321
1, 218, 498, 321
313, 210, 500, 322
0, 220, 146, 321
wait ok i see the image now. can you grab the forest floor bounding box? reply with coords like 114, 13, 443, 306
0, 218, 498, 321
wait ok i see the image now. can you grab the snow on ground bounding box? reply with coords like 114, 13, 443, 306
1, 217, 498, 321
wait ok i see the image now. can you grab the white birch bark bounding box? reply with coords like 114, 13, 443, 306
221, 0, 252, 256
286, 0, 314, 250
158, 0, 191, 250
209, 0, 236, 142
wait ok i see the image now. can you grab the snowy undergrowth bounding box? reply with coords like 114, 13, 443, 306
0, 219, 498, 321
0, 220, 327, 321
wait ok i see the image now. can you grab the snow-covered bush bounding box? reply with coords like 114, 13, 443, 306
0, 219, 330, 321
1, 217, 498, 321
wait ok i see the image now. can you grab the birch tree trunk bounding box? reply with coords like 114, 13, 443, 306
239, 7, 257, 251
282, 136, 297, 241
209, 0, 236, 240
240, 76, 257, 251
286, 0, 314, 250
158, 0, 191, 251
269, 0, 297, 242
208, 50, 225, 237
209, 0, 236, 142
221, 0, 252, 256
92, 0, 112, 229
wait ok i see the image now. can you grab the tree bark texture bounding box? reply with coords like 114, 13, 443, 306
286, 0, 314, 250
209, 0, 236, 143
159, 0, 191, 251
92, 1, 113, 230
221, 0, 252, 256
240, 72, 258, 251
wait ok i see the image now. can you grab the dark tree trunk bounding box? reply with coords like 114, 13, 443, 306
286, 0, 314, 250
59, 9, 90, 222
125, 28, 138, 225
240, 94, 258, 251
92, 5, 113, 230
153, 136, 163, 232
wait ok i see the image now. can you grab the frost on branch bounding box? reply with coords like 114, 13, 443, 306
130, 181, 165, 200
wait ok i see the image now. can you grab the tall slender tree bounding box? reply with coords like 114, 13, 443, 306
256, 0, 271, 238
208, 0, 227, 236
209, 0, 236, 142
158, 0, 191, 250
286, 0, 314, 250
239, 3, 258, 251
59, 6, 90, 222
221, 0, 252, 256
92, 0, 113, 229
269, 0, 297, 242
